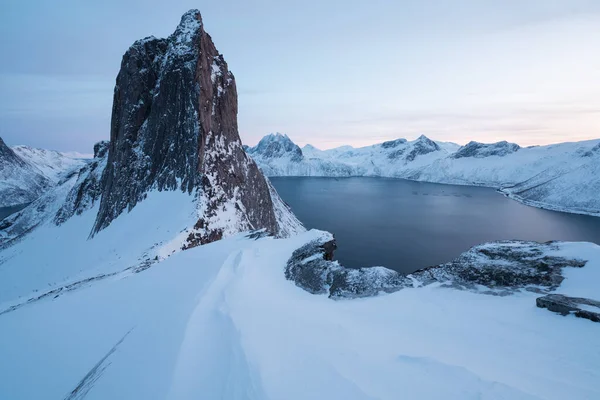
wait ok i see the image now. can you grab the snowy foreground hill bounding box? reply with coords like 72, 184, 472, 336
247, 133, 600, 216
1, 9, 600, 400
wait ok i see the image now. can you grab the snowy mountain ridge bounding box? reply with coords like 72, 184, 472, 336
247, 133, 600, 216
0, 138, 88, 208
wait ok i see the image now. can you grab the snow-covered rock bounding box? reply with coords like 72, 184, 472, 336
451, 140, 520, 159
248, 134, 600, 215
285, 232, 589, 298
537, 294, 600, 323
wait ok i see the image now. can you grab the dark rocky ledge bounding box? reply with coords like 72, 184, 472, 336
536, 294, 600, 323
286, 233, 588, 300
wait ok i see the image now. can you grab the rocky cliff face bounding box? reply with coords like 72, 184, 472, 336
93, 10, 297, 243
452, 141, 520, 159
55, 141, 109, 225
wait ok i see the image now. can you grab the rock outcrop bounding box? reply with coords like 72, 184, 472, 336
537, 294, 600, 323
92, 10, 300, 243
286, 234, 587, 299
452, 141, 520, 159
285, 232, 413, 298
381, 138, 407, 149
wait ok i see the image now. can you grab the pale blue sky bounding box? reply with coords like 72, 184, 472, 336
1, 0, 600, 152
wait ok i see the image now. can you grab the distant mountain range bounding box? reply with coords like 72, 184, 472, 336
0, 138, 87, 208
246, 133, 600, 216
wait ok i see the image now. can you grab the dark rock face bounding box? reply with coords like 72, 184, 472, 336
453, 141, 520, 159
247, 133, 304, 162
405, 135, 440, 162
537, 294, 600, 323
387, 148, 406, 160
92, 10, 280, 243
285, 235, 587, 299
381, 138, 407, 149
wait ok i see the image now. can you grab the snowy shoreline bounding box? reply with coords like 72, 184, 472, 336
248, 133, 600, 218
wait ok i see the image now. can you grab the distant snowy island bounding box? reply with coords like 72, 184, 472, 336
246, 133, 600, 216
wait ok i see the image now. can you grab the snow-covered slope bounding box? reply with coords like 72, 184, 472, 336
0, 137, 51, 208
12, 145, 87, 183
1, 228, 599, 400
0, 138, 88, 209
248, 134, 600, 216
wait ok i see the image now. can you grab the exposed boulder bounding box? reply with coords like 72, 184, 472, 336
537, 294, 600, 323
452, 141, 520, 159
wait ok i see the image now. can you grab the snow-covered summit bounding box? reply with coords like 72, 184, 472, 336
247, 132, 303, 162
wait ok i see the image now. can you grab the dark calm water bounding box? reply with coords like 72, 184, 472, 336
271, 177, 600, 274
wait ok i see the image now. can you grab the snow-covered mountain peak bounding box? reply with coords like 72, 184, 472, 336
303, 143, 318, 150
452, 140, 520, 159
404, 134, 441, 161
91, 10, 301, 244
248, 132, 303, 162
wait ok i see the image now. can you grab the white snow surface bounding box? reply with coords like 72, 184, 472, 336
0, 144, 87, 208
0, 206, 599, 399
248, 134, 600, 216
12, 145, 87, 183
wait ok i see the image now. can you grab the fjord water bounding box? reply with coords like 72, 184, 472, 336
271, 177, 600, 274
